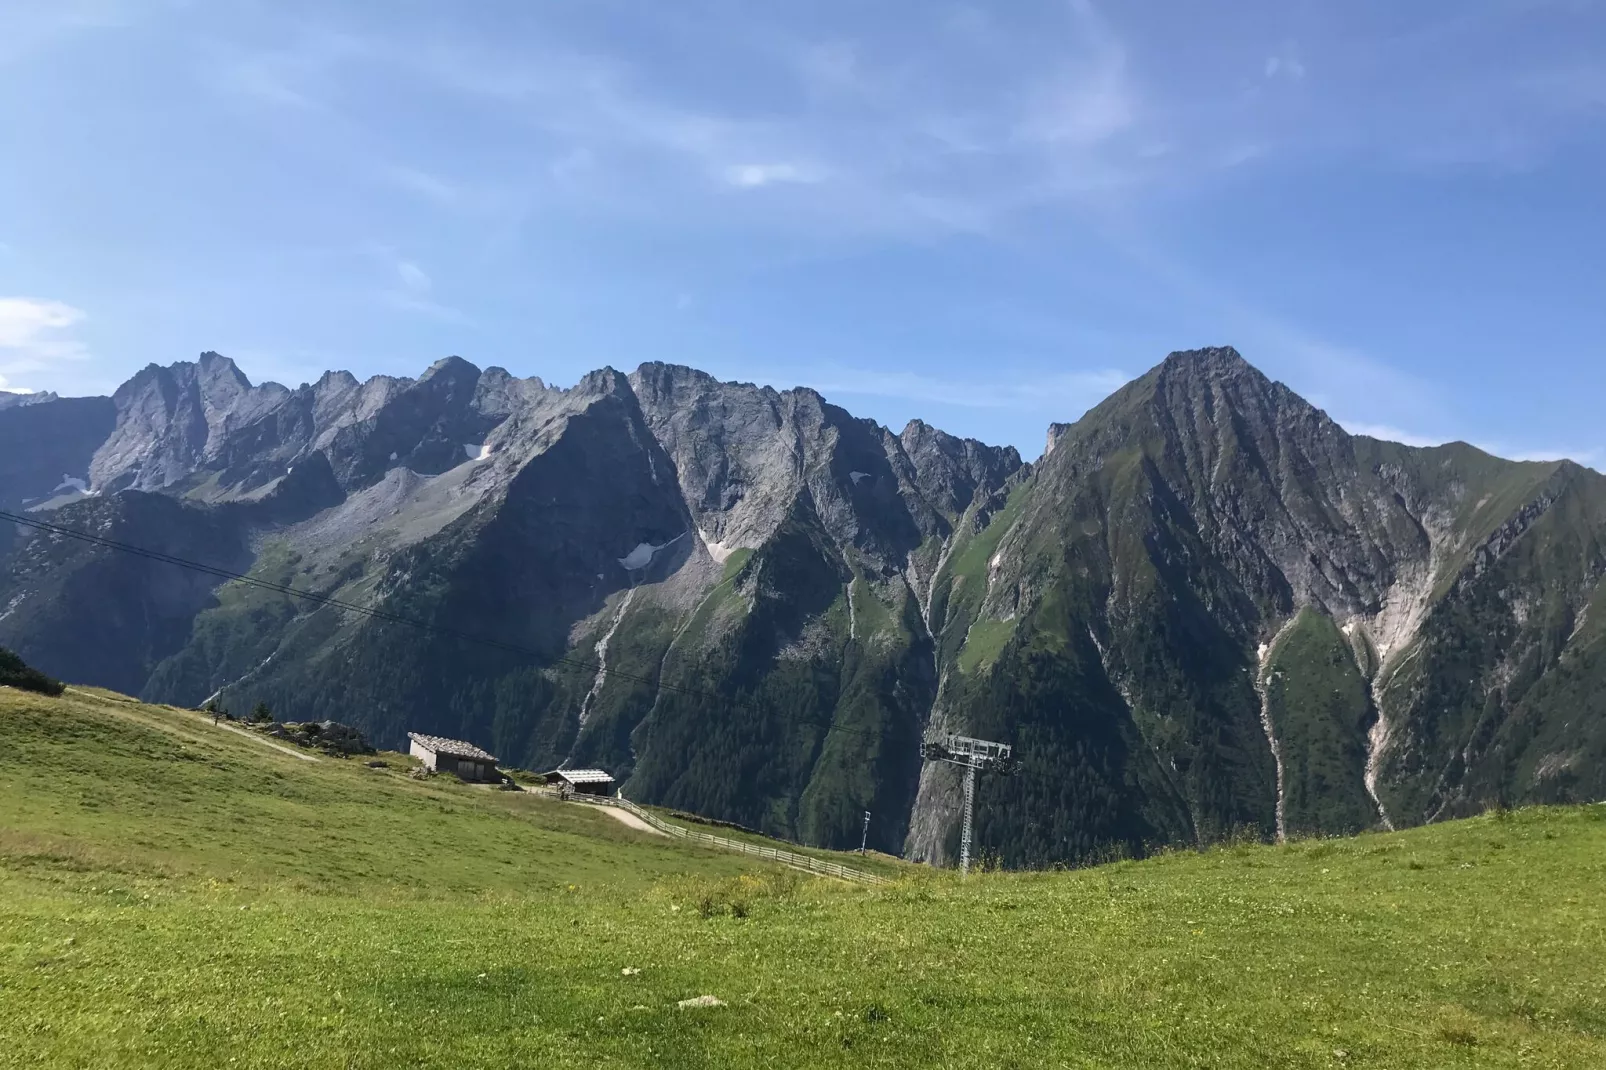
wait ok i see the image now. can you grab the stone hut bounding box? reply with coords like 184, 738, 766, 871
407, 732, 500, 783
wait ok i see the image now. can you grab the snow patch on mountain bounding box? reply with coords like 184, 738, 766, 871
0, 594, 24, 624
618, 533, 685, 570
697, 529, 736, 564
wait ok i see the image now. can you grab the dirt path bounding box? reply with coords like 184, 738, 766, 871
597, 804, 668, 836
215, 721, 319, 762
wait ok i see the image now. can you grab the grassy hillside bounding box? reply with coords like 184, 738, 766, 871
1263, 608, 1380, 837
3, 685, 1604, 1068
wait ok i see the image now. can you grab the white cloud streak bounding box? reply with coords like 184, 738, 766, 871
201, 2, 1163, 239
170, 1, 1606, 242
377, 164, 461, 204
1264, 44, 1306, 81
1475, 442, 1602, 466
723, 162, 825, 188
1335, 421, 1601, 470
0, 297, 91, 390
374, 254, 470, 325
735, 363, 1132, 414
394, 259, 430, 294
1335, 420, 1446, 448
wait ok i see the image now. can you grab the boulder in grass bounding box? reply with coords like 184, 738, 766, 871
310, 720, 375, 755
677, 996, 726, 1010
269, 719, 374, 756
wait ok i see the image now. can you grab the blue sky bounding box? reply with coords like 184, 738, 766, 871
1, 0, 1602, 462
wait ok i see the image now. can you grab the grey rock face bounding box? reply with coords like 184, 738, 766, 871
0, 395, 116, 513
628, 363, 1020, 571
0, 391, 59, 412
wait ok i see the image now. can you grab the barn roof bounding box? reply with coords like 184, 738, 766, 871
407, 732, 498, 763
546, 768, 615, 785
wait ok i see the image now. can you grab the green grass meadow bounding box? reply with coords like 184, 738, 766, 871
2, 685, 1604, 1067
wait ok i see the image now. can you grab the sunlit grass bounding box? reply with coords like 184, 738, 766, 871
2, 686, 1603, 1067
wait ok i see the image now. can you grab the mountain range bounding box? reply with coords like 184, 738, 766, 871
3, 347, 1602, 866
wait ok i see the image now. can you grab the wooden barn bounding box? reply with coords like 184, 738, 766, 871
407, 733, 500, 783
541, 768, 616, 796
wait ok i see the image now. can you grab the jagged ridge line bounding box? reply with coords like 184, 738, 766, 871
0, 509, 890, 743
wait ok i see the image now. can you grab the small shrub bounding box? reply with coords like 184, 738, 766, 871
250, 702, 274, 724
674, 871, 798, 919
0, 647, 65, 697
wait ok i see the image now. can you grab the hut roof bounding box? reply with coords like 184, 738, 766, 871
407, 732, 498, 763
545, 768, 615, 785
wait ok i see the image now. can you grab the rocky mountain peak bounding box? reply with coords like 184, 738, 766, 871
1127, 345, 1341, 460
573, 367, 635, 400
632, 362, 720, 391
197, 350, 251, 384
1158, 344, 1252, 375
314, 369, 360, 391
419, 355, 479, 384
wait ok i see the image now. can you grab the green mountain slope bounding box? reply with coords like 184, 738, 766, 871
1260, 607, 1377, 837
908, 348, 1606, 866
2, 347, 1604, 866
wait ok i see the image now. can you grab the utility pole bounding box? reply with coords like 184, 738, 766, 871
860, 810, 871, 854
920, 733, 1016, 876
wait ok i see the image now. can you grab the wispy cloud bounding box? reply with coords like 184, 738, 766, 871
377, 164, 461, 205
0, 297, 91, 390
394, 259, 430, 293
1474, 441, 1602, 467
1102, 229, 1456, 441
199, 2, 1166, 239
209, 28, 368, 112
735, 363, 1132, 415
1335, 420, 1601, 470
1336, 420, 1445, 448
1329, 417, 1593, 465
0, 0, 147, 65
1013, 0, 1137, 149
373, 253, 469, 325
1264, 43, 1307, 81
723, 162, 825, 188
159, 0, 1606, 245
